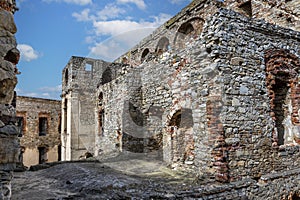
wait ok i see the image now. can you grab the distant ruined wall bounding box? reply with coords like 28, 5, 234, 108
61, 57, 110, 161
0, 0, 19, 199
16, 96, 61, 167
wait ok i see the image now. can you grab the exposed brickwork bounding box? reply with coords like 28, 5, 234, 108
207, 96, 229, 182
265, 49, 300, 145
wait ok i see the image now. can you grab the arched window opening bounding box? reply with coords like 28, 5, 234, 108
272, 78, 289, 145
101, 68, 112, 85
265, 49, 300, 145
122, 57, 128, 64
155, 37, 169, 56
174, 18, 204, 49
141, 48, 150, 63
238, 0, 252, 18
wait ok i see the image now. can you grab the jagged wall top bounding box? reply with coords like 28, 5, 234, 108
115, 0, 299, 64
0, 0, 18, 14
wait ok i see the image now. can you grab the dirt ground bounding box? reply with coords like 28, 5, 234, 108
12, 152, 211, 199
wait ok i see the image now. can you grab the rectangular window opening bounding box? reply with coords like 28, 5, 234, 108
39, 117, 48, 136
85, 63, 93, 71
16, 116, 25, 137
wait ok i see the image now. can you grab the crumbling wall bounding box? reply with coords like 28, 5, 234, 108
115, 0, 299, 67
61, 57, 110, 161
204, 9, 300, 182
62, 0, 300, 187
0, 0, 19, 199
16, 96, 61, 167
95, 7, 300, 184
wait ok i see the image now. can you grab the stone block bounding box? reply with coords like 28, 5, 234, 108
0, 136, 19, 164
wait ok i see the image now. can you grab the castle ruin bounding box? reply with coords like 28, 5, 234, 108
61, 0, 300, 198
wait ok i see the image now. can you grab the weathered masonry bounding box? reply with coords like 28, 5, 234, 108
0, 0, 20, 199
62, 0, 300, 199
61, 58, 110, 160
16, 96, 61, 167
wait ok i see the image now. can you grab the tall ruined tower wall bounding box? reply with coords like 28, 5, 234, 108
0, 0, 20, 199
61, 57, 110, 160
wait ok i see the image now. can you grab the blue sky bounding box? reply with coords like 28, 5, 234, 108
14, 0, 192, 100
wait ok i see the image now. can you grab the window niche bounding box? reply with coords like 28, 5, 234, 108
85, 62, 93, 71
98, 92, 104, 135
16, 112, 26, 137
174, 18, 204, 49
141, 48, 150, 63
238, 1, 252, 18
155, 37, 170, 56
39, 116, 48, 136
265, 49, 300, 146
64, 68, 69, 86
16, 116, 25, 137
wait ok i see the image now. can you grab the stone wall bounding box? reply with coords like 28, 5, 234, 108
62, 0, 300, 194
171, 168, 300, 199
0, 0, 19, 199
92, 5, 300, 183
206, 8, 300, 182
61, 57, 110, 160
16, 96, 61, 167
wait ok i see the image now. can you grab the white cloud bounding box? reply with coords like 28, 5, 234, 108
89, 28, 155, 61
90, 40, 123, 61
117, 0, 146, 10
92, 13, 172, 36
16, 85, 62, 100
39, 85, 62, 93
88, 13, 172, 61
96, 4, 126, 20
73, 4, 126, 22
72, 8, 92, 22
43, 0, 92, 6
17, 44, 39, 62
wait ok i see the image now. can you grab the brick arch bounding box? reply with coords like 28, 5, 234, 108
140, 48, 150, 63
174, 17, 205, 49
101, 67, 112, 85
165, 108, 194, 164
155, 37, 169, 56
265, 49, 300, 145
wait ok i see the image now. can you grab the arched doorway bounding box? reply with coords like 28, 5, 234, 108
164, 109, 194, 166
